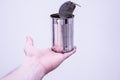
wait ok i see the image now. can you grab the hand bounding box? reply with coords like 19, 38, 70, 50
24, 36, 76, 74
0, 36, 76, 80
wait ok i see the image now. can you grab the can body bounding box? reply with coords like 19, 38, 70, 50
51, 14, 74, 53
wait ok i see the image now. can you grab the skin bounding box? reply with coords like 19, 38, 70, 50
0, 36, 76, 80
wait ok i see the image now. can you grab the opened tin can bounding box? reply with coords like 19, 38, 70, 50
51, 13, 74, 53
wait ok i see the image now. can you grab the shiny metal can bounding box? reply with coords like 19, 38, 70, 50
50, 13, 74, 53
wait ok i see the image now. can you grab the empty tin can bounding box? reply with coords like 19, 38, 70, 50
51, 13, 74, 53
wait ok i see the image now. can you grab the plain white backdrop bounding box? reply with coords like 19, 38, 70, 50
0, 0, 120, 80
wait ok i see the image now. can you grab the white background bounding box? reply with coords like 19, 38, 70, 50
0, 0, 120, 80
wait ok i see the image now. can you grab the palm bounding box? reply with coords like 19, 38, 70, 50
24, 36, 76, 74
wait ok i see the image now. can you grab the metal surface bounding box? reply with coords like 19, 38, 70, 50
51, 14, 74, 53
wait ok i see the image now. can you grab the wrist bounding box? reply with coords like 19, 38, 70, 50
20, 57, 46, 80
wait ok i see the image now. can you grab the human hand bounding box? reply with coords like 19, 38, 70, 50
24, 36, 76, 75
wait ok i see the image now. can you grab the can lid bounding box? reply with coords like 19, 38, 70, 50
59, 1, 80, 19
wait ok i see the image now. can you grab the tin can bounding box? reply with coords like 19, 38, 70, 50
50, 13, 74, 53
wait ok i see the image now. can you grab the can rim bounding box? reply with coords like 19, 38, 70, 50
50, 13, 74, 18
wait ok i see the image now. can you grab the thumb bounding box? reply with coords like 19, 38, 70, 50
25, 36, 34, 47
